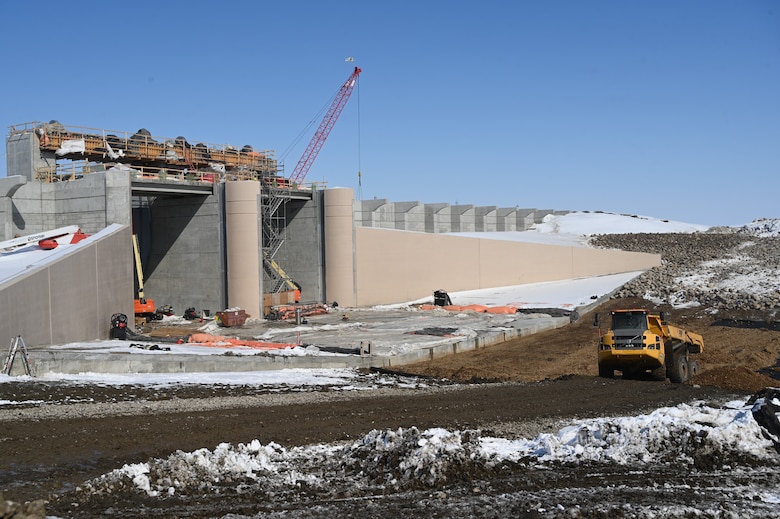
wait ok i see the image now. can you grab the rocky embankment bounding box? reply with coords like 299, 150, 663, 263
589, 228, 780, 317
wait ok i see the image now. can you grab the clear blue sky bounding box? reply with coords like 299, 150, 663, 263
1, 1, 777, 226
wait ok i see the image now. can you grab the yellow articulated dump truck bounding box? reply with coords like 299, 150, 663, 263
595, 309, 704, 383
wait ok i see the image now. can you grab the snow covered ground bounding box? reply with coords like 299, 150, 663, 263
77, 394, 780, 517
100, 399, 776, 494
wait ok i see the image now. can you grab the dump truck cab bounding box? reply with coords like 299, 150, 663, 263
597, 308, 702, 383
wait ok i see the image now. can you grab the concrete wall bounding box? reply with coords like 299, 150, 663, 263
475, 206, 497, 232
424, 203, 450, 233
394, 202, 425, 232
1, 170, 131, 239
342, 227, 660, 307
5, 131, 55, 183
355, 199, 556, 233
275, 192, 325, 303
326, 189, 660, 308
0, 225, 134, 347
143, 189, 227, 316
2, 127, 660, 333
496, 208, 517, 231
0, 176, 27, 240
451, 205, 475, 232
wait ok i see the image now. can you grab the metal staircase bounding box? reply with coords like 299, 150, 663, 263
261, 183, 298, 293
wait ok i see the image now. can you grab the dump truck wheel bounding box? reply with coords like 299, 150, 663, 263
598, 364, 614, 379
688, 359, 699, 377
668, 353, 690, 383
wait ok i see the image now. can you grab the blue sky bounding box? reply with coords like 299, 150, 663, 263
1, 1, 777, 226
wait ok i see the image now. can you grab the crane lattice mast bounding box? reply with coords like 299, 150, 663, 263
289, 66, 361, 185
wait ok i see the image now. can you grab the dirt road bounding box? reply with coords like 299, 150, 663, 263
0, 375, 745, 514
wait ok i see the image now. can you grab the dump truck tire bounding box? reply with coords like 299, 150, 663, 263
598, 364, 614, 379
688, 359, 699, 377
668, 352, 690, 383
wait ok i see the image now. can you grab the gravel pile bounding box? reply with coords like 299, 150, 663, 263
589, 230, 780, 317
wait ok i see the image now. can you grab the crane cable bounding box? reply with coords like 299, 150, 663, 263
279, 84, 342, 166
356, 76, 363, 201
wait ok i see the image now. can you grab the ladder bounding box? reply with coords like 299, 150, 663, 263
2, 336, 33, 376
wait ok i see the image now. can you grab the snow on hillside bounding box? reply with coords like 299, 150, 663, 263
738, 217, 780, 238
531, 211, 710, 236
588, 216, 780, 310
452, 211, 711, 247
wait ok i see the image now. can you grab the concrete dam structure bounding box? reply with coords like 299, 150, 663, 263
2, 121, 660, 346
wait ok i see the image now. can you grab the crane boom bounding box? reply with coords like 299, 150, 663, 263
289, 66, 361, 185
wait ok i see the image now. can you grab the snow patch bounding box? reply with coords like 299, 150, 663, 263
81, 399, 779, 499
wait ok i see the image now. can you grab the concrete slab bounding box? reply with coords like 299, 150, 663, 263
20, 307, 574, 375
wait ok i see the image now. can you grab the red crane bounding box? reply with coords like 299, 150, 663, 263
289, 66, 362, 186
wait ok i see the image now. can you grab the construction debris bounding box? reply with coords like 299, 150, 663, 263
216, 309, 249, 327
266, 303, 328, 321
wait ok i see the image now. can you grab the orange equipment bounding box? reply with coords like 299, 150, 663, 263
132, 233, 156, 320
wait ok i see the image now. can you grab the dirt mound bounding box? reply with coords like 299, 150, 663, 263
695, 366, 777, 393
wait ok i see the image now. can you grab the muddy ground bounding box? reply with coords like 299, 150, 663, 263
400, 296, 780, 392
1, 296, 779, 517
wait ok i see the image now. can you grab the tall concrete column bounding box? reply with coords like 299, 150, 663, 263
225, 181, 262, 318
324, 188, 356, 307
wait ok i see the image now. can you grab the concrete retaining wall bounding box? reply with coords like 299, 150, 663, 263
327, 188, 661, 308
0, 225, 133, 348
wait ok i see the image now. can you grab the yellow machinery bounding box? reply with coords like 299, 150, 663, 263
595, 309, 704, 383
132, 233, 157, 321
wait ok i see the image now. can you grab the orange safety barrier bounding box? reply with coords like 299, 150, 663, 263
461, 304, 490, 313
188, 333, 297, 350
486, 306, 519, 314
419, 304, 519, 315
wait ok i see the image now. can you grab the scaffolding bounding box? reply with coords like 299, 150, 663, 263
9, 121, 280, 183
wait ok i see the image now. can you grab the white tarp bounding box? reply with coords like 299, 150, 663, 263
55, 138, 86, 156
105, 140, 124, 160
209, 163, 226, 174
